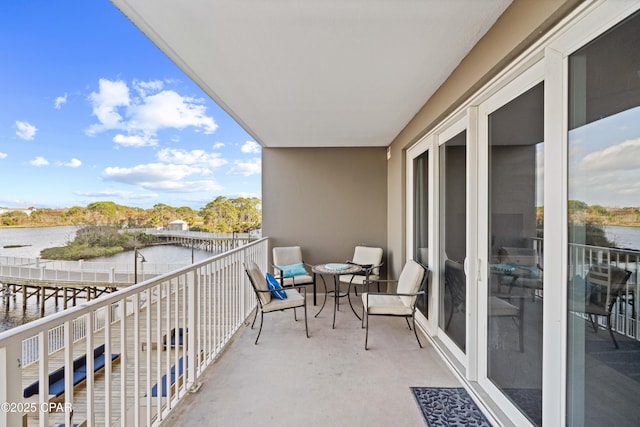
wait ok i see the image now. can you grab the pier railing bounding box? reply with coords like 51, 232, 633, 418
0, 237, 268, 427
0, 257, 185, 286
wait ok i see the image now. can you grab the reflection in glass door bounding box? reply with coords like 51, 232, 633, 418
487, 82, 544, 425
439, 131, 467, 352
413, 151, 429, 316
567, 11, 640, 427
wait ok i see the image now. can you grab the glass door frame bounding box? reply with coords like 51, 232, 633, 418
436, 116, 475, 370
406, 113, 474, 370
476, 59, 545, 425
406, 134, 437, 336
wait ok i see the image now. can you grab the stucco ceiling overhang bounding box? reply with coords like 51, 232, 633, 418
110, 0, 512, 148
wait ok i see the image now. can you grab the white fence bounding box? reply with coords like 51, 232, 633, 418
0, 256, 184, 285
569, 243, 640, 340
0, 238, 267, 427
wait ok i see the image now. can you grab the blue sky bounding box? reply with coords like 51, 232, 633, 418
0, 1, 260, 210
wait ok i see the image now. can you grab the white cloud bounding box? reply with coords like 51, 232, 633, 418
579, 138, 640, 172
16, 121, 37, 140
64, 158, 82, 168
103, 163, 210, 184
102, 161, 225, 193
86, 78, 218, 143
157, 148, 227, 168
55, 93, 68, 109
141, 180, 222, 192
213, 142, 225, 150
87, 79, 130, 134
29, 156, 49, 166
129, 90, 217, 134
228, 158, 261, 176
241, 141, 261, 154
75, 190, 158, 200
0, 152, 7, 159
113, 134, 158, 147
133, 79, 164, 96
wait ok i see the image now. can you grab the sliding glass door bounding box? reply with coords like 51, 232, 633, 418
567, 10, 640, 426
413, 149, 429, 316
486, 81, 544, 426
477, 61, 545, 425
439, 129, 468, 353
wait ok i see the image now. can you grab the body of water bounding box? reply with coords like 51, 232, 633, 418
0, 226, 215, 333
605, 225, 640, 251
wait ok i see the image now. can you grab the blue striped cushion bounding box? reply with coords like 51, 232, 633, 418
266, 273, 287, 300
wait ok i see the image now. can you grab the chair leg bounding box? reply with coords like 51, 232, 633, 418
251, 307, 259, 329
588, 314, 598, 333
445, 303, 454, 331
304, 303, 309, 338
606, 313, 619, 349
405, 317, 412, 331
412, 314, 422, 348
364, 310, 369, 350
293, 307, 298, 321
255, 311, 264, 345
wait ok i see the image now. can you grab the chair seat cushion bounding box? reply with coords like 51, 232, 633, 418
489, 296, 519, 317
262, 289, 305, 312
363, 293, 413, 316
281, 274, 314, 286
266, 273, 287, 300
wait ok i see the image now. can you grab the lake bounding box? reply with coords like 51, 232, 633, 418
605, 225, 640, 251
0, 226, 215, 332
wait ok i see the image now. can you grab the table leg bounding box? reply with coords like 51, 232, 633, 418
315, 275, 329, 318
333, 275, 339, 328
347, 285, 362, 321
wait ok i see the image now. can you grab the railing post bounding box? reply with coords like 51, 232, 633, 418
0, 343, 22, 427
187, 269, 198, 390
38, 330, 50, 426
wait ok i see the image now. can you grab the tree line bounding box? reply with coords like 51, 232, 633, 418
0, 196, 262, 233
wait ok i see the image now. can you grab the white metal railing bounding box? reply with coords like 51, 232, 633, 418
569, 243, 640, 340
0, 237, 267, 427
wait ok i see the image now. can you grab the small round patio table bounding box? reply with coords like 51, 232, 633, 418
312, 263, 362, 328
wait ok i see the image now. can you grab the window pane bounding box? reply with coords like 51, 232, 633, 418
488, 82, 544, 426
567, 11, 640, 427
439, 130, 466, 352
414, 152, 429, 316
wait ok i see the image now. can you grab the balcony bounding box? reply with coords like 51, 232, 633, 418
161, 293, 462, 427
3, 237, 639, 426
0, 238, 464, 427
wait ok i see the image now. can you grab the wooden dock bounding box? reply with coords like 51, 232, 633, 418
20, 290, 199, 427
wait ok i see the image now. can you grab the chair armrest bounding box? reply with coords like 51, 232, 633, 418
365, 290, 425, 298
347, 261, 384, 274
363, 290, 425, 309
364, 278, 398, 284
254, 285, 307, 295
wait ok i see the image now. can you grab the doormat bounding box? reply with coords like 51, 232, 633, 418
411, 387, 492, 427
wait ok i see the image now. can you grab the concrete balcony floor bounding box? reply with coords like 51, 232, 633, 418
164, 293, 463, 426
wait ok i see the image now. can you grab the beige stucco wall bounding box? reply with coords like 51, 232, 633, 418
385, 0, 583, 277
262, 147, 387, 273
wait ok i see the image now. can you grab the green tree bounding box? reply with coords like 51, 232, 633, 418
87, 201, 118, 224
